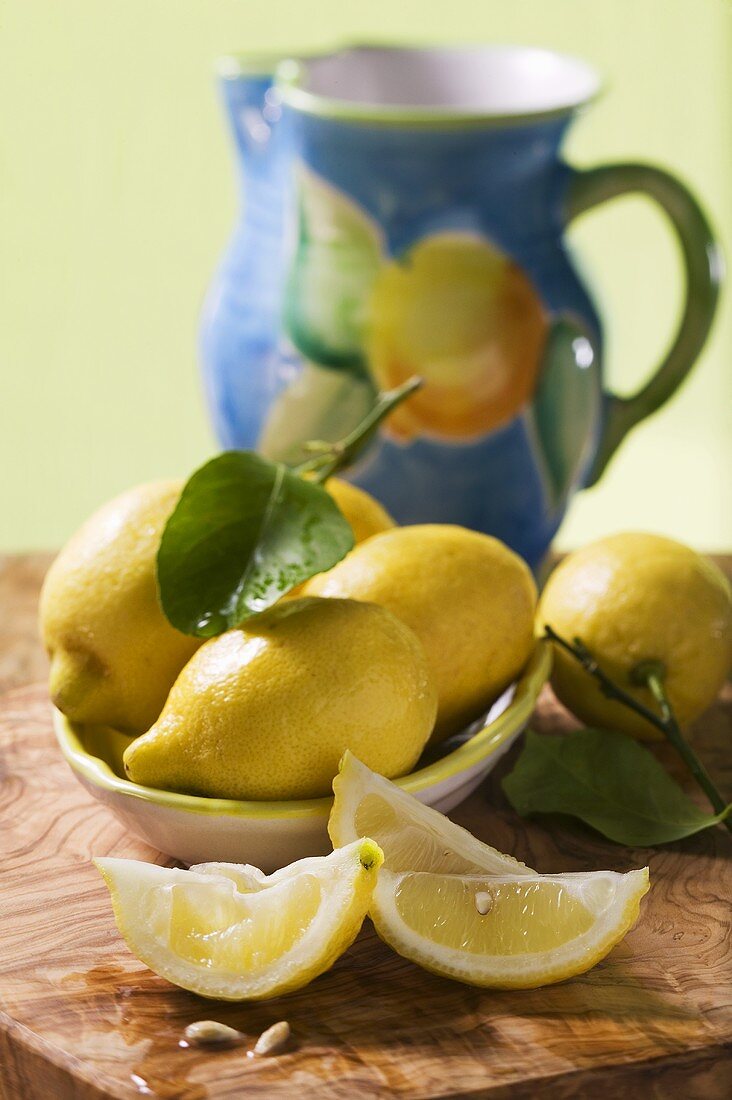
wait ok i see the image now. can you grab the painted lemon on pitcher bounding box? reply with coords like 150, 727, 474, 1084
269, 168, 550, 457
366, 234, 548, 441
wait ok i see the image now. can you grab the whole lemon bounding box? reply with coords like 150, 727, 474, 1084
539, 532, 732, 740
323, 477, 395, 544
123, 597, 437, 801
40, 481, 201, 733
304, 525, 537, 740
286, 477, 395, 599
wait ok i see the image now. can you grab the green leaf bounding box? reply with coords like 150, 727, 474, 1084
157, 452, 355, 637
502, 728, 731, 846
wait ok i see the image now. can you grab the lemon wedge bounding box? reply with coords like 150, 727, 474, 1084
95, 838, 383, 1001
329, 751, 532, 876
329, 754, 649, 989
370, 866, 649, 989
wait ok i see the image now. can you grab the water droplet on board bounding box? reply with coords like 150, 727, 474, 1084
130, 1074, 154, 1096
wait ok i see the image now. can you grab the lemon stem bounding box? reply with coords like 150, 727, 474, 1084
543, 626, 731, 830
634, 662, 730, 824
293, 376, 423, 484
543, 626, 667, 732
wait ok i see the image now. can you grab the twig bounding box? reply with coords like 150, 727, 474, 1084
543, 625, 731, 830
293, 377, 423, 483
635, 661, 729, 820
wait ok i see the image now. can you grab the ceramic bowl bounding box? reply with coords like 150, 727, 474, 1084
53, 641, 550, 872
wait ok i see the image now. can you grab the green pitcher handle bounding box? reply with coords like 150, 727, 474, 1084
566, 163, 723, 485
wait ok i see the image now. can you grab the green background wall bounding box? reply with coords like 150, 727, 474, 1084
1, 0, 729, 551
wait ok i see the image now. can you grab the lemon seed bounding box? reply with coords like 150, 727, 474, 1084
475, 891, 493, 915
253, 1020, 291, 1056
183, 1020, 242, 1046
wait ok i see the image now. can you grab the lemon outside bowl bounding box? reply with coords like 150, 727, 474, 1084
53, 642, 550, 872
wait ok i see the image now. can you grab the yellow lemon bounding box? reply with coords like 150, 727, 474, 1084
40, 481, 201, 734
124, 597, 437, 800
304, 525, 537, 740
539, 532, 732, 740
324, 477, 395, 544
367, 234, 548, 440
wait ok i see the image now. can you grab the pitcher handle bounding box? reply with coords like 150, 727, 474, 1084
566, 163, 723, 485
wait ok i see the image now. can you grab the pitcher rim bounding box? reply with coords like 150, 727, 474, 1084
221, 43, 603, 129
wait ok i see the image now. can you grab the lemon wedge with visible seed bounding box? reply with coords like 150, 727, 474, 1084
95, 838, 383, 1001
329, 754, 649, 989
372, 866, 649, 989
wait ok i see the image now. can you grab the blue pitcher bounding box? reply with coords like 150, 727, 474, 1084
201, 45, 721, 569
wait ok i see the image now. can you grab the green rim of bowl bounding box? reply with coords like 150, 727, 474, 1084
53, 640, 551, 821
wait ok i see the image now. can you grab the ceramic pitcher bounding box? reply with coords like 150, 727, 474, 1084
200, 45, 721, 568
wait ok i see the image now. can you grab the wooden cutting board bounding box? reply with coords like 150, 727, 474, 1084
1, 681, 731, 1099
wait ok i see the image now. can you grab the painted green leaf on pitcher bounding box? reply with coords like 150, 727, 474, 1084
258, 362, 377, 465
283, 165, 384, 372
528, 316, 601, 508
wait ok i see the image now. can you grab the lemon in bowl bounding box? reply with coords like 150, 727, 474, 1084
305, 524, 538, 740
39, 481, 201, 734
47, 490, 547, 870
321, 476, 395, 544
124, 597, 437, 801
54, 640, 550, 871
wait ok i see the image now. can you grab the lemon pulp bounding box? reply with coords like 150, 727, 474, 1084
332, 752, 530, 876
354, 794, 487, 875
393, 873, 595, 954
164, 875, 322, 971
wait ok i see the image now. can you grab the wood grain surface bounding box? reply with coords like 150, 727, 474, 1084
0, 553, 51, 693
0, 554, 731, 1099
